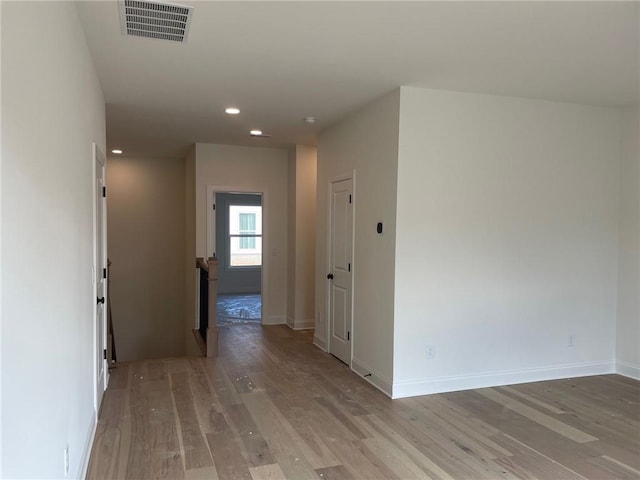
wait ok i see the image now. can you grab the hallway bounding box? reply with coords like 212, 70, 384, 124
87, 326, 640, 479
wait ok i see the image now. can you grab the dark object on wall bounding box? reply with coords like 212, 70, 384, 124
377, 222, 383, 234
199, 265, 209, 341
107, 259, 117, 364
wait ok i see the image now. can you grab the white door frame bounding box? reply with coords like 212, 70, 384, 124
205, 185, 268, 325
92, 143, 108, 411
325, 171, 356, 365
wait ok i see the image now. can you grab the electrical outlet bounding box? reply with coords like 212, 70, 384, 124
568, 334, 576, 347
426, 345, 435, 360
64, 444, 70, 477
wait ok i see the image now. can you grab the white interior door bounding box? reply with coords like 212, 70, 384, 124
328, 177, 353, 365
94, 144, 108, 410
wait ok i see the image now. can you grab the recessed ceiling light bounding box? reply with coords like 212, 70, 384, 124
250, 130, 262, 136
111, 149, 123, 154
304, 116, 317, 124
225, 107, 240, 115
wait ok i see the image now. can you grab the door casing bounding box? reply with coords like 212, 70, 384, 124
93, 143, 108, 411
205, 185, 267, 326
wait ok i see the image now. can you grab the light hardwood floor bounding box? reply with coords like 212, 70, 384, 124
87, 325, 640, 480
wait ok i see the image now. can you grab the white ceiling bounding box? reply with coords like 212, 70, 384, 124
76, 1, 639, 158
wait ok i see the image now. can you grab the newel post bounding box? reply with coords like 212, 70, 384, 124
206, 257, 219, 357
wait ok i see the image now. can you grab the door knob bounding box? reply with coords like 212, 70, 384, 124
327, 273, 334, 280
97, 297, 105, 304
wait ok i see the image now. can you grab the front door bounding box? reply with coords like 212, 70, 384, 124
94, 144, 108, 410
328, 177, 353, 365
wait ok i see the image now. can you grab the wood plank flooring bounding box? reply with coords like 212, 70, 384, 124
87, 325, 640, 479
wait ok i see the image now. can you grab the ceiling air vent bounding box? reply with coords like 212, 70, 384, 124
119, 0, 193, 43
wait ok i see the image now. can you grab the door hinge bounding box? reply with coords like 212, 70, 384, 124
349, 194, 352, 204
347, 331, 350, 341
103, 349, 107, 360
102, 186, 106, 198
348, 263, 351, 272
103, 268, 107, 279
213, 204, 216, 211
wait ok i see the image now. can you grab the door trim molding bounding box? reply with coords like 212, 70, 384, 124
92, 142, 108, 412
325, 171, 356, 365
205, 185, 267, 325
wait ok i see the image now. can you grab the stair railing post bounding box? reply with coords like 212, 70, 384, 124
206, 257, 219, 357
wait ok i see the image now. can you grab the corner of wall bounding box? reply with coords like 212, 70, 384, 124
313, 334, 327, 352
352, 357, 393, 398
616, 361, 640, 380
286, 318, 315, 330
264, 315, 286, 325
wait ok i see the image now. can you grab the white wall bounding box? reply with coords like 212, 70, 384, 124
316, 90, 400, 394
394, 87, 621, 397
1, 2, 106, 477
616, 105, 640, 378
195, 143, 288, 324
287, 145, 317, 330
107, 156, 186, 362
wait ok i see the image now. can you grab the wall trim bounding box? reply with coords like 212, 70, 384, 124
392, 361, 615, 399
264, 315, 285, 325
286, 318, 315, 330
352, 357, 393, 398
616, 360, 640, 380
313, 335, 327, 351
79, 410, 98, 480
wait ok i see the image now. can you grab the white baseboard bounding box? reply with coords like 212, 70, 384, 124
79, 409, 97, 479
264, 315, 286, 325
392, 361, 615, 399
351, 357, 393, 398
616, 360, 640, 380
313, 335, 327, 351
286, 318, 315, 330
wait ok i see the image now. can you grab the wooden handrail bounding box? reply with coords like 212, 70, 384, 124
195, 257, 208, 272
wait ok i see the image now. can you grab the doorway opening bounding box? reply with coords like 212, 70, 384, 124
212, 192, 263, 326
